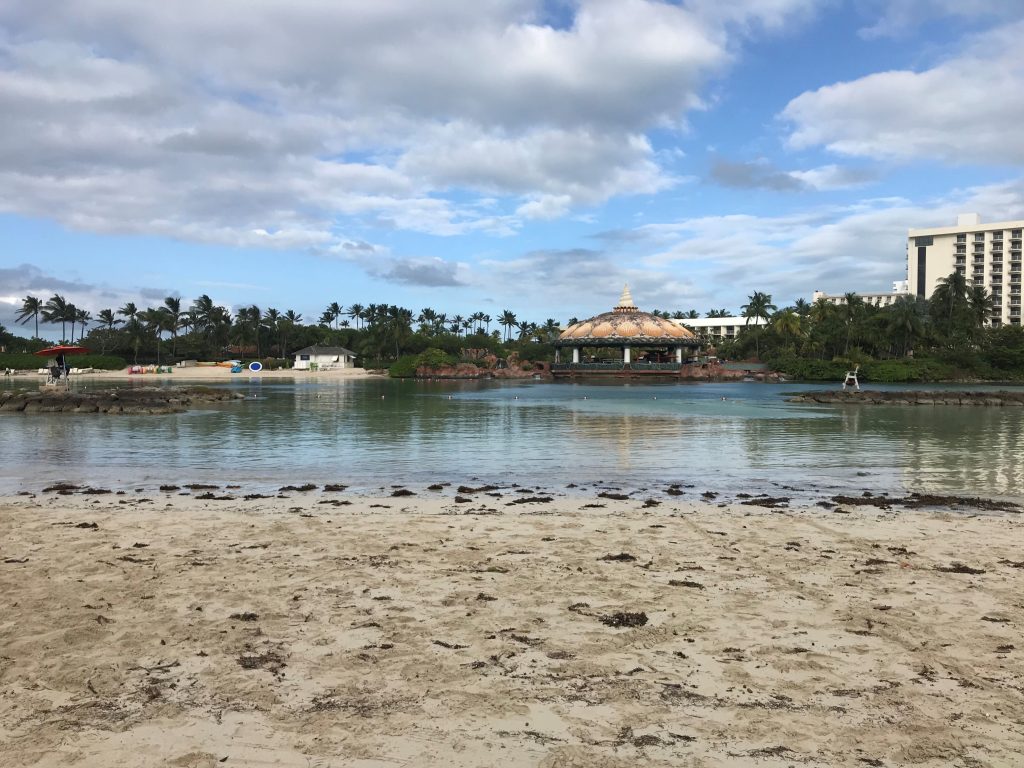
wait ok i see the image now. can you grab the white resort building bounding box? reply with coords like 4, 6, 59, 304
812, 281, 911, 309
674, 316, 768, 341
908, 213, 1023, 326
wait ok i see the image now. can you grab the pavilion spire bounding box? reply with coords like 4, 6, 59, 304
614, 283, 638, 313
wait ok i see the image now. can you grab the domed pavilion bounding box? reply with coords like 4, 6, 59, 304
553, 285, 700, 376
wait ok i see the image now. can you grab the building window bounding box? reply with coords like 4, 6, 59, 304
974, 233, 985, 242
300, 355, 310, 360
914, 236, 933, 246
956, 234, 967, 243
916, 246, 927, 296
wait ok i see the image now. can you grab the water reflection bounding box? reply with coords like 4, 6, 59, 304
1, 379, 1023, 497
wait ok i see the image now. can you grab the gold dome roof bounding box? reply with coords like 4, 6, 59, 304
556, 285, 698, 346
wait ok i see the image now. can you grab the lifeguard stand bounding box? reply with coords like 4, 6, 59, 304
842, 365, 860, 391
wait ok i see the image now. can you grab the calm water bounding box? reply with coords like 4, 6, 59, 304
2, 377, 1023, 499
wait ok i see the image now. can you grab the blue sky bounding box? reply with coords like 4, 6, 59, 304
2, 0, 1024, 338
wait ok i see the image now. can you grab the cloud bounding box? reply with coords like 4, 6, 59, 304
0, 0, 818, 247
372, 257, 466, 288
857, 0, 1017, 39
788, 164, 879, 191
516, 194, 574, 221
636, 177, 1024, 307
782, 21, 1024, 165
709, 158, 805, 191
0, 264, 175, 338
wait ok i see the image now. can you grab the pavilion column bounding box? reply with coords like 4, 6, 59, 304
623, 346, 631, 364
572, 347, 580, 364
675, 346, 683, 363
554, 349, 561, 363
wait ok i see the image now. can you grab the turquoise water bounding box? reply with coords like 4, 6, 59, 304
2, 377, 1023, 498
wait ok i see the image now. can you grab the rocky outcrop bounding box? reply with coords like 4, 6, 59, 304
0, 386, 246, 415
417, 353, 551, 380
787, 390, 1024, 406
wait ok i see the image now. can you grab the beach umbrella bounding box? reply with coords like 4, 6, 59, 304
34, 345, 90, 357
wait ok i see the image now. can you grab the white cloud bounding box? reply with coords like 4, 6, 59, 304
788, 164, 879, 190
516, 195, 574, 221
858, 0, 1017, 39
0, 0, 818, 252
624, 177, 1024, 308
782, 21, 1024, 165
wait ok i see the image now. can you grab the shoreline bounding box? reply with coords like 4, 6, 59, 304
1, 490, 1022, 767
2, 366, 382, 382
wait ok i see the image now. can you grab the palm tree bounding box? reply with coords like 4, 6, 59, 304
499, 310, 517, 341
517, 321, 539, 342
839, 292, 865, 355
43, 294, 72, 341
118, 301, 139, 323
234, 305, 262, 358
482, 314, 492, 334
541, 318, 561, 341
188, 295, 215, 333
886, 296, 925, 357
706, 308, 730, 318
450, 314, 465, 337
163, 296, 183, 357
280, 310, 302, 357
94, 309, 120, 354
418, 308, 438, 335
262, 308, 281, 355
741, 292, 776, 359
741, 292, 776, 325
347, 303, 365, 329
141, 307, 172, 363
322, 302, 342, 330
74, 308, 92, 343
793, 298, 811, 317
968, 286, 995, 331
97, 309, 121, 331
770, 309, 803, 342
15, 295, 43, 339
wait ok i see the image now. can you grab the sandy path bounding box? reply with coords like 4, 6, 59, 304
1, 492, 1022, 767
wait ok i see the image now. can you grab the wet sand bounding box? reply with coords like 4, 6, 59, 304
1, 489, 1022, 767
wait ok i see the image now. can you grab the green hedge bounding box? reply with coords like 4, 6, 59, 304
388, 355, 420, 378
0, 353, 126, 371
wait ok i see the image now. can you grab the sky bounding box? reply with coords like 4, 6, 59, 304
2, 0, 1024, 338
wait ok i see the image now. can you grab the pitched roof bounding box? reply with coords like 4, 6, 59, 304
294, 345, 356, 356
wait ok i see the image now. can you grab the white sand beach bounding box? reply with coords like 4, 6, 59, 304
1, 490, 1022, 767
9, 366, 381, 382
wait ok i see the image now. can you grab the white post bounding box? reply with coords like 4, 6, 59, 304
675, 346, 683, 363
572, 347, 580, 364
623, 346, 631, 364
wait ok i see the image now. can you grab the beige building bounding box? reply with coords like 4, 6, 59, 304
908, 213, 1023, 326
812, 281, 910, 308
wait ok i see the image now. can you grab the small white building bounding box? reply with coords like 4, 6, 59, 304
293, 345, 356, 371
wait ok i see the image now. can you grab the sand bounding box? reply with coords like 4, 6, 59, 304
5, 367, 380, 382
1, 489, 1022, 767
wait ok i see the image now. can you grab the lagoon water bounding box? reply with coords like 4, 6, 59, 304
2, 377, 1023, 499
